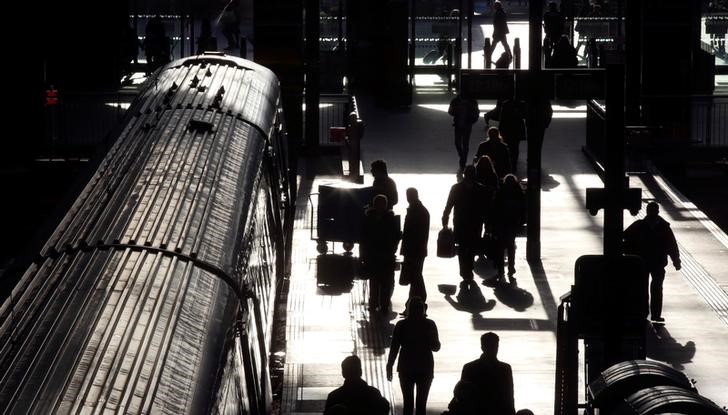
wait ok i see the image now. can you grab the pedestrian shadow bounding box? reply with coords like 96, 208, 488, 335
441, 280, 497, 314
646, 324, 697, 370
356, 312, 396, 356
493, 279, 534, 311
541, 173, 561, 192
314, 254, 355, 295
474, 256, 497, 280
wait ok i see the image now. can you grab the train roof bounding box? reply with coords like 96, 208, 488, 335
0, 55, 281, 414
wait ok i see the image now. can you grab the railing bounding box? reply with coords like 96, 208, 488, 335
584, 99, 606, 169
691, 95, 728, 147
310, 93, 363, 181
129, 14, 193, 63
318, 94, 351, 147
585, 95, 728, 170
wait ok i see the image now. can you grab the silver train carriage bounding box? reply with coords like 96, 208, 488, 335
0, 54, 292, 414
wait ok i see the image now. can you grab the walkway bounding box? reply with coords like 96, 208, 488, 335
280, 77, 728, 414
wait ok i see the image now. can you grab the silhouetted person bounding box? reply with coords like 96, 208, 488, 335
486, 99, 527, 170
361, 194, 401, 312
371, 160, 399, 209
460, 332, 515, 415
196, 18, 218, 53
493, 174, 525, 280
489, 1, 512, 61
475, 127, 512, 179
401, 188, 430, 302
144, 15, 171, 73
543, 2, 565, 51
446, 380, 479, 415
623, 202, 681, 323
325, 355, 390, 415
549, 35, 578, 68
448, 94, 481, 172
220, 0, 241, 49
386, 297, 441, 415
120, 24, 140, 75
475, 155, 500, 191
443, 166, 489, 281
575, 3, 602, 59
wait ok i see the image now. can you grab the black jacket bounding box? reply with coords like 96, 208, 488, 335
624, 216, 680, 268
361, 209, 401, 262
475, 140, 512, 178
387, 317, 441, 376
401, 201, 430, 258
373, 176, 399, 209
443, 179, 490, 244
460, 356, 515, 415
324, 378, 390, 415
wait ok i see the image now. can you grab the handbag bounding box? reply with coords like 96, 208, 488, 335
437, 227, 457, 258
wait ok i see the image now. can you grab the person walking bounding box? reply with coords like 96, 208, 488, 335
361, 194, 402, 313
325, 355, 390, 415
549, 34, 579, 68
400, 188, 430, 302
460, 332, 515, 415
489, 1, 512, 62
448, 94, 481, 172
485, 99, 527, 171
219, 0, 241, 50
475, 127, 512, 179
442, 166, 490, 281
386, 297, 441, 415
543, 1, 565, 52
371, 160, 399, 209
492, 174, 525, 281
623, 202, 681, 323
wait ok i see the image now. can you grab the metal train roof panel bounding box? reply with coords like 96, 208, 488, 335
141, 54, 280, 136
37, 56, 277, 275
0, 249, 234, 414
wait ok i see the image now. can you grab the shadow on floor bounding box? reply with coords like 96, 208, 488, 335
493, 280, 534, 312
441, 280, 497, 314
646, 324, 697, 370
315, 254, 357, 294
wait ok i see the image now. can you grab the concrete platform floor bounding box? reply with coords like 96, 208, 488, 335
280, 80, 728, 414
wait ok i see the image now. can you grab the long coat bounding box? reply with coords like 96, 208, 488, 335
401, 201, 430, 258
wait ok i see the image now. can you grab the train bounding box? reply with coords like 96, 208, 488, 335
0, 53, 292, 414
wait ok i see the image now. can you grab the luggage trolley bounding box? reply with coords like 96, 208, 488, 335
309, 182, 373, 254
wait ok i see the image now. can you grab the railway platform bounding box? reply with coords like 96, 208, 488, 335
281, 79, 728, 414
